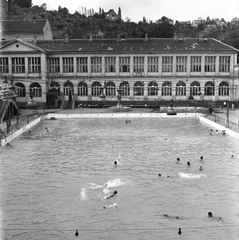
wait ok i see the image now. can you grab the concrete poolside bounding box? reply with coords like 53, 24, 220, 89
19, 106, 239, 124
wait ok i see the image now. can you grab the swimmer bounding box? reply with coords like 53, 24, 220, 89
200, 156, 204, 161
158, 173, 161, 177
103, 203, 118, 209
29, 130, 31, 133
222, 130, 226, 135
187, 161, 191, 167
210, 129, 213, 135
104, 190, 117, 199
207, 212, 223, 222
176, 157, 180, 163
6, 143, 12, 147
114, 160, 118, 166
163, 214, 180, 219
199, 165, 203, 171
215, 129, 219, 134
231, 155, 234, 158
45, 127, 49, 131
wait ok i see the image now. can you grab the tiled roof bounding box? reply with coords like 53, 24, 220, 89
35, 38, 238, 54
0, 20, 47, 33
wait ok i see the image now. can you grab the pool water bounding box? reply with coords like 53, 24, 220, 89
0, 118, 239, 240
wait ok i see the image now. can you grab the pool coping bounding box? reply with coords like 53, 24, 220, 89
1, 112, 238, 146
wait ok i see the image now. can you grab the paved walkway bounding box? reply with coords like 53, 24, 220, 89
213, 108, 239, 125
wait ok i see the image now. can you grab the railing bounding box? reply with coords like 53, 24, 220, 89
0, 113, 40, 139
204, 114, 239, 133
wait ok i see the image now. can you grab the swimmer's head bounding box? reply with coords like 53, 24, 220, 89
113, 190, 117, 195
208, 212, 213, 218
114, 161, 117, 165
199, 166, 203, 171
231, 155, 234, 158
200, 156, 203, 160
177, 158, 180, 161
187, 161, 191, 166
158, 173, 161, 177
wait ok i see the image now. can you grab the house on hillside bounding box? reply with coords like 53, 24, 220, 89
0, 19, 53, 41
192, 17, 206, 27
231, 17, 239, 27
106, 9, 119, 21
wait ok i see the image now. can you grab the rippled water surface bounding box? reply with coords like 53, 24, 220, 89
1, 117, 239, 240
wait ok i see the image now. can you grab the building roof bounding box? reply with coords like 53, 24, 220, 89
0, 20, 48, 33
34, 38, 238, 54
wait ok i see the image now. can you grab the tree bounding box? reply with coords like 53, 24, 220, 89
118, 7, 121, 19
12, 0, 32, 8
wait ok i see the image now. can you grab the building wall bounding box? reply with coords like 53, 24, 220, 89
1, 45, 238, 106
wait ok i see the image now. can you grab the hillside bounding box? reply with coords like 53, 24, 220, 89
8, 3, 239, 50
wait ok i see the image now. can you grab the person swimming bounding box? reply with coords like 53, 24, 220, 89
103, 203, 118, 209
199, 165, 203, 171
176, 157, 180, 163
207, 212, 223, 222
163, 214, 180, 219
187, 161, 191, 167
200, 156, 204, 161
104, 190, 118, 199
45, 127, 49, 131
114, 160, 118, 166
210, 129, 213, 135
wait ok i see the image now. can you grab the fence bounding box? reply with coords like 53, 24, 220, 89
204, 114, 239, 133
0, 113, 40, 139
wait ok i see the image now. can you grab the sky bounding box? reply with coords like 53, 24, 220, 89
32, 0, 239, 23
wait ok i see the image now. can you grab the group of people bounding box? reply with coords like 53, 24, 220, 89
210, 128, 225, 135
175, 156, 204, 171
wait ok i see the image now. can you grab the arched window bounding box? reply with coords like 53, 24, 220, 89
105, 81, 116, 96
78, 81, 88, 96
176, 81, 186, 96
15, 82, 26, 97
219, 81, 229, 96
190, 81, 201, 96
50, 81, 60, 90
204, 81, 215, 96
63, 80, 73, 95
162, 81, 172, 96
148, 81, 158, 96
133, 81, 144, 96
119, 81, 130, 96
91, 81, 102, 96
29, 82, 42, 97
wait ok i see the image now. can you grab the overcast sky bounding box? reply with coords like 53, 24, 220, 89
32, 0, 239, 23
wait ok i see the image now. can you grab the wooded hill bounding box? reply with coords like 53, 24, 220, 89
8, 2, 239, 50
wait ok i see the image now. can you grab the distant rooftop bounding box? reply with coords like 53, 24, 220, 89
0, 20, 48, 33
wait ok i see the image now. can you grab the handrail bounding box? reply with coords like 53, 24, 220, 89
204, 114, 239, 133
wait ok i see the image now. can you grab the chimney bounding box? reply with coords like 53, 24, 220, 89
89, 35, 93, 42
33, 36, 38, 44
198, 32, 203, 41
7, 0, 12, 20
117, 34, 121, 42
64, 33, 69, 43
0, 0, 6, 20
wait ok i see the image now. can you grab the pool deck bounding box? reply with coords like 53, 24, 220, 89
19, 107, 239, 124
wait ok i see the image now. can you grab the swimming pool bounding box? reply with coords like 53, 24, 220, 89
1, 118, 239, 240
